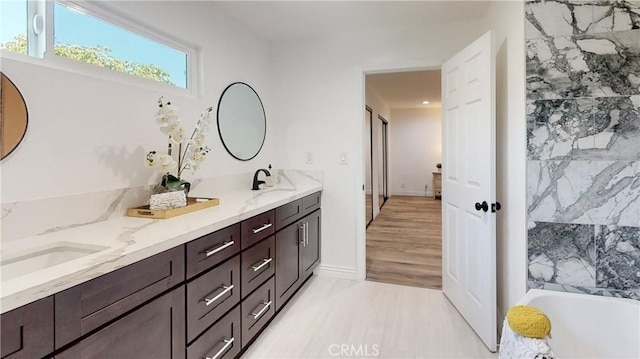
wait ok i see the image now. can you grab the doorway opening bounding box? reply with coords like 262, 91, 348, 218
364, 69, 443, 290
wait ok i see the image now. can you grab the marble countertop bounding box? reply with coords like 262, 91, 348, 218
0, 173, 322, 314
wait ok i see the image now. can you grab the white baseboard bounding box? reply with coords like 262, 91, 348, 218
391, 190, 433, 197
316, 264, 359, 280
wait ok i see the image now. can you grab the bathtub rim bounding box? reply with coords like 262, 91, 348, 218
517, 288, 640, 307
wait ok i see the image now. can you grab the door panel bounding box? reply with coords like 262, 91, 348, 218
441, 30, 496, 352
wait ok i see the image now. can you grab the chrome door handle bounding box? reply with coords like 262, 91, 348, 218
299, 223, 306, 246
250, 300, 272, 319
204, 240, 234, 257
305, 221, 309, 246
250, 258, 273, 272
252, 223, 272, 234
203, 284, 234, 306
205, 337, 234, 359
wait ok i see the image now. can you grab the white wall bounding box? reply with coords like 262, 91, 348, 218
269, 2, 527, 318
389, 108, 441, 197
482, 1, 527, 320
269, 19, 487, 277
364, 83, 391, 219
1, 1, 274, 203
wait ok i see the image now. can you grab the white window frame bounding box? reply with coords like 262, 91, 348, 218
2, 0, 201, 98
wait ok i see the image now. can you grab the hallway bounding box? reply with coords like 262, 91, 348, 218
366, 196, 442, 289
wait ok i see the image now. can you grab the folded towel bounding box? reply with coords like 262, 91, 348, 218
499, 318, 554, 359
149, 190, 187, 210
498, 319, 554, 359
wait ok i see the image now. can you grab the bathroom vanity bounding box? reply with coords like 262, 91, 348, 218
0, 185, 322, 359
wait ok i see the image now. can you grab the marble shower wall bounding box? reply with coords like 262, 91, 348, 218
525, 0, 640, 299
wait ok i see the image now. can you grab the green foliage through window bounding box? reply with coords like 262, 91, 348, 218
1, 34, 173, 84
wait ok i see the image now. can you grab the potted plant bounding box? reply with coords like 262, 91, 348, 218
436, 163, 442, 172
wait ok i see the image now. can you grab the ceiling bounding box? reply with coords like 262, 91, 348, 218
367, 70, 442, 109
214, 1, 491, 42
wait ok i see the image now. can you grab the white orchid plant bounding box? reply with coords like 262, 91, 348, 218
145, 97, 213, 193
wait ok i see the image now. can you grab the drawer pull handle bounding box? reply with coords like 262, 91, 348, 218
205, 337, 235, 359
250, 257, 273, 272
251, 300, 272, 319
204, 240, 235, 257
252, 223, 272, 234
203, 285, 234, 306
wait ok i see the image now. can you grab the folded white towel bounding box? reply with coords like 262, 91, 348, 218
149, 191, 187, 210
498, 318, 554, 359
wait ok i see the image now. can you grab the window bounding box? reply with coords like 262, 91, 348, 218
1, 0, 193, 91
0, 0, 28, 55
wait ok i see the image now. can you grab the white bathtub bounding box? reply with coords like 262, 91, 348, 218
517, 289, 640, 358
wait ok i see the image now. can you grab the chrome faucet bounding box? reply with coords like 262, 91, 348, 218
252, 169, 271, 190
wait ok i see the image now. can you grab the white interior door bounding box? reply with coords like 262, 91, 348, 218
441, 31, 497, 352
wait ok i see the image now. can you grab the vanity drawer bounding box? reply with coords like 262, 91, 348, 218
55, 287, 185, 359
241, 210, 275, 249
186, 255, 240, 343
241, 277, 275, 348
54, 246, 184, 349
302, 191, 322, 215
187, 306, 240, 359
275, 199, 303, 230
1, 296, 54, 359
241, 235, 275, 298
186, 224, 240, 279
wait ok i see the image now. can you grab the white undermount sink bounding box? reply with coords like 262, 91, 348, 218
0, 242, 109, 281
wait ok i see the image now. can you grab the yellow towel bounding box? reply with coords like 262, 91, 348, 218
506, 305, 552, 339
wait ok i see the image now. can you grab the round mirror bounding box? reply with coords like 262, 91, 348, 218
1, 72, 29, 159
217, 82, 266, 161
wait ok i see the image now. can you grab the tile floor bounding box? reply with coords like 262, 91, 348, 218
242, 276, 497, 358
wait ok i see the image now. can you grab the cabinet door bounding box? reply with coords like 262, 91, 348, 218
55, 287, 185, 359
274, 221, 302, 311
1, 296, 53, 359
301, 210, 321, 279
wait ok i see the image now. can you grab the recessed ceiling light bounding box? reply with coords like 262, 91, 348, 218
422, 100, 430, 105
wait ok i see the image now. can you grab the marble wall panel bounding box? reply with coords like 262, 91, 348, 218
526, 0, 640, 39
527, 99, 595, 160
526, 0, 640, 300
527, 30, 640, 99
595, 225, 640, 290
528, 221, 596, 287
591, 95, 640, 160
528, 160, 640, 226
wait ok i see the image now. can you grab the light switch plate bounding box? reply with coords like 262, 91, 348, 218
305, 152, 313, 164
339, 152, 348, 165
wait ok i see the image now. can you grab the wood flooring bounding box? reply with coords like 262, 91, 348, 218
366, 196, 442, 289
242, 276, 495, 358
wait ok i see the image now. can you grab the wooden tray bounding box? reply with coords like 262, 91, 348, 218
127, 197, 220, 219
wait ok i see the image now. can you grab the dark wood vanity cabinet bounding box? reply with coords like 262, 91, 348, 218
2, 191, 321, 359
0, 296, 53, 359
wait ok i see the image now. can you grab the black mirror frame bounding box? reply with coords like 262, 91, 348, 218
216, 82, 266, 161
